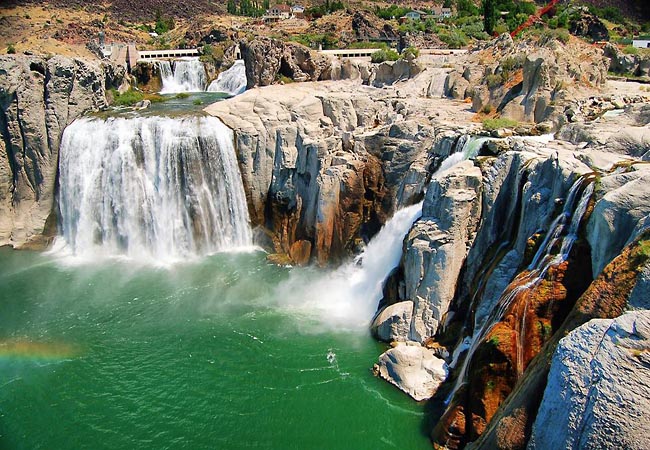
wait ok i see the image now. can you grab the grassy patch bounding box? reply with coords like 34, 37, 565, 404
371, 48, 399, 63
110, 89, 144, 106
622, 45, 639, 55
483, 118, 518, 131
174, 93, 189, 99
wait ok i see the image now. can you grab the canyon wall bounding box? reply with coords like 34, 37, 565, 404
0, 55, 124, 248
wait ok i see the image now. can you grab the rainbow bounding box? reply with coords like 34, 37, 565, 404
0, 340, 80, 361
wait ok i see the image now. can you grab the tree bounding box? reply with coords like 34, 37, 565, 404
227, 0, 237, 15
483, 0, 497, 35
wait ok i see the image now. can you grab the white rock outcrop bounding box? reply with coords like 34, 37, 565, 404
376, 341, 448, 401
403, 160, 482, 341
528, 311, 650, 450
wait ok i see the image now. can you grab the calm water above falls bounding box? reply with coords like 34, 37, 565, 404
0, 248, 429, 450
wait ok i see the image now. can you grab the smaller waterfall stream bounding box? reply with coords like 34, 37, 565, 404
445, 176, 595, 403
207, 60, 247, 96
158, 58, 207, 93
273, 134, 484, 331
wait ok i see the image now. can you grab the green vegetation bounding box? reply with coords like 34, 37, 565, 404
175, 93, 190, 99
289, 33, 338, 49
200, 44, 227, 65
371, 48, 399, 63
154, 11, 175, 35
639, 240, 650, 260
193, 99, 203, 105
623, 45, 639, 55
483, 117, 518, 131
276, 74, 294, 84
438, 29, 469, 48
483, 0, 497, 36
110, 89, 144, 106
7, 44, 16, 54
487, 335, 500, 346
227, 0, 269, 17
374, 5, 409, 20
401, 46, 420, 59
306, 0, 345, 19
347, 41, 388, 49
588, 5, 624, 24
486, 73, 503, 89
456, 0, 479, 17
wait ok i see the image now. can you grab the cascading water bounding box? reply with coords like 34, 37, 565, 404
56, 115, 251, 262
273, 134, 484, 331
207, 60, 247, 96
158, 58, 207, 93
273, 202, 423, 331
445, 176, 595, 403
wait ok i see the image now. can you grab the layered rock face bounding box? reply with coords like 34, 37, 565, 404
0, 55, 120, 248
204, 75, 462, 265
445, 34, 608, 125
528, 311, 650, 450
240, 39, 332, 88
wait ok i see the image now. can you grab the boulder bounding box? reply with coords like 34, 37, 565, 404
376, 341, 448, 401
528, 311, 650, 450
371, 301, 414, 342
240, 38, 331, 88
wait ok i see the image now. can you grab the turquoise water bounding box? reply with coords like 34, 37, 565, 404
0, 248, 429, 449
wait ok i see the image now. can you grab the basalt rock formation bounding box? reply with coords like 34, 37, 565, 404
446, 34, 609, 125
204, 78, 450, 265
240, 38, 332, 88
0, 54, 124, 248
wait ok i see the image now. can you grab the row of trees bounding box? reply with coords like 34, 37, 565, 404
226, 0, 270, 17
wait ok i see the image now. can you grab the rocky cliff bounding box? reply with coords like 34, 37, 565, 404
444, 33, 609, 126
0, 54, 124, 248
204, 70, 465, 265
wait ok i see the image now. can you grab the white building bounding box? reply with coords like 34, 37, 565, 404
431, 6, 452, 20
403, 10, 426, 21
263, 4, 292, 22
632, 39, 650, 49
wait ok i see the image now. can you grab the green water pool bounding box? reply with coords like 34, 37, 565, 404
0, 248, 430, 449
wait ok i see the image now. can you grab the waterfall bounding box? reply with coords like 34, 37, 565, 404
158, 58, 207, 93
273, 202, 423, 330
57, 115, 252, 262
445, 176, 595, 403
207, 60, 247, 96
273, 135, 481, 331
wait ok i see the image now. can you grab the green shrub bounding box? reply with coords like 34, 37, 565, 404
110, 89, 144, 106
193, 99, 203, 105
438, 29, 469, 49
623, 45, 639, 55
401, 46, 419, 59
154, 11, 175, 34
348, 41, 388, 50
481, 104, 493, 114
501, 54, 524, 72
7, 44, 16, 54
486, 73, 503, 89
175, 93, 190, 99
483, 117, 518, 131
371, 48, 400, 63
